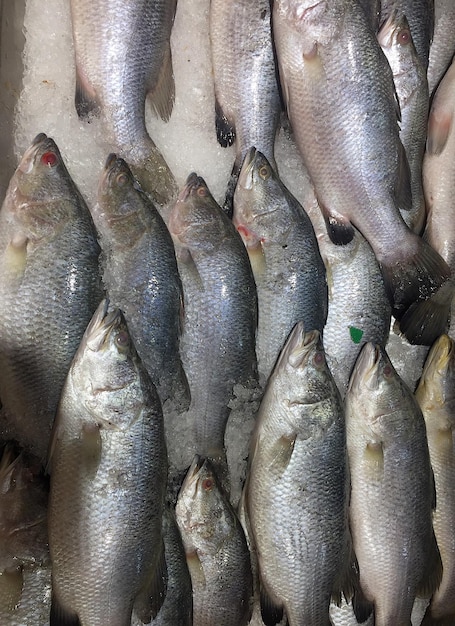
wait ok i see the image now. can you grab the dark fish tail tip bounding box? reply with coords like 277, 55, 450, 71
50, 593, 81, 626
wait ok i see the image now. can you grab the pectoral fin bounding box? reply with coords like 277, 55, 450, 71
215, 99, 235, 148
49, 591, 81, 626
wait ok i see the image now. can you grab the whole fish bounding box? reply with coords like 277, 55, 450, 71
209, 0, 281, 215
273, 0, 451, 346
93, 154, 189, 411
345, 343, 442, 626
428, 0, 455, 96
168, 173, 257, 483
320, 226, 391, 398
69, 0, 177, 205
379, 0, 434, 71
175, 455, 252, 626
0, 133, 101, 463
232, 147, 327, 383
246, 323, 351, 626
416, 335, 455, 626
48, 300, 168, 626
0, 446, 51, 626
378, 10, 429, 234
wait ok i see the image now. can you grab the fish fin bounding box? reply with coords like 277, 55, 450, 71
380, 238, 451, 321
269, 434, 296, 474
421, 608, 455, 626
147, 43, 175, 122
395, 139, 412, 213
186, 549, 206, 589
80, 423, 102, 477
223, 160, 241, 218
416, 529, 443, 599
127, 146, 177, 206
50, 592, 81, 626
135, 538, 168, 622
352, 586, 374, 624
0, 235, 28, 285
427, 102, 453, 155
396, 280, 452, 346
215, 98, 236, 148
74, 70, 100, 120
0, 566, 23, 610
260, 582, 284, 626
319, 203, 355, 245
332, 533, 356, 605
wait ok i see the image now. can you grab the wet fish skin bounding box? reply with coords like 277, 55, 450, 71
416, 335, 455, 626
359, 0, 381, 31
175, 455, 252, 626
48, 300, 168, 626
93, 153, 189, 411
428, 0, 455, 96
246, 324, 350, 626
233, 147, 327, 383
378, 9, 429, 234
69, 0, 178, 204
0, 133, 101, 464
345, 343, 442, 626
168, 173, 258, 477
210, 0, 281, 215
273, 0, 451, 346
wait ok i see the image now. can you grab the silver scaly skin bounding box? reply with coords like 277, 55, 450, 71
428, 0, 455, 96
48, 300, 168, 626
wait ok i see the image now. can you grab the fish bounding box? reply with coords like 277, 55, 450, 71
320, 226, 391, 398
0, 133, 101, 464
378, 9, 429, 234
416, 335, 455, 626
232, 147, 327, 383
168, 173, 258, 486
0, 445, 51, 625
345, 342, 442, 626
69, 0, 178, 205
246, 323, 351, 626
48, 300, 168, 626
379, 0, 434, 71
175, 455, 252, 626
272, 0, 451, 346
209, 0, 281, 215
359, 0, 381, 31
93, 153, 189, 411
428, 0, 455, 96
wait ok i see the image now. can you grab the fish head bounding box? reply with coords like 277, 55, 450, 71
416, 334, 455, 415
168, 173, 226, 253
176, 455, 233, 556
377, 10, 416, 77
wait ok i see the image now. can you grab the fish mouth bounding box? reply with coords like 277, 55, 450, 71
84, 299, 123, 352
178, 172, 207, 202
377, 9, 409, 50
348, 343, 381, 393
237, 147, 257, 192
421, 334, 453, 382
274, 323, 321, 372
99, 153, 130, 191
182, 454, 205, 488
17, 133, 58, 174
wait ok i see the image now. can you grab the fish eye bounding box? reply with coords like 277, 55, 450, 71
116, 172, 129, 187
313, 351, 325, 369
258, 165, 270, 180
398, 29, 411, 45
383, 363, 393, 379
202, 478, 214, 491
41, 151, 58, 167
197, 185, 207, 197
115, 330, 130, 353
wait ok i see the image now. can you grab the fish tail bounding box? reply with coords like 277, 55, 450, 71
380, 239, 451, 345
420, 608, 455, 626
128, 142, 177, 206
50, 593, 81, 626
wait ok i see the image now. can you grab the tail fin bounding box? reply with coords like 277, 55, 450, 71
127, 142, 177, 206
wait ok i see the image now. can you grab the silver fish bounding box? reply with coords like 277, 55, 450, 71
209, 0, 281, 214
273, 0, 451, 346
416, 335, 455, 626
175, 455, 252, 626
93, 154, 189, 411
69, 0, 178, 204
233, 147, 327, 383
48, 300, 168, 626
378, 9, 429, 234
428, 0, 455, 96
168, 173, 258, 484
246, 324, 350, 626
345, 343, 442, 626
0, 133, 101, 464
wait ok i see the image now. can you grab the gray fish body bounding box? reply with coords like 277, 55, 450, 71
380, 0, 434, 71
378, 10, 429, 234
359, 0, 381, 31
321, 228, 391, 397
169, 174, 257, 465
273, 0, 450, 343
416, 335, 455, 625
0, 133, 101, 463
210, 0, 281, 172
175, 456, 252, 626
233, 148, 327, 383
69, 0, 177, 203
246, 325, 349, 626
93, 155, 189, 410
346, 343, 441, 626
48, 302, 167, 626
428, 0, 455, 96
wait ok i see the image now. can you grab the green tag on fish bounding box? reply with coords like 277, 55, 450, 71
349, 326, 364, 344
